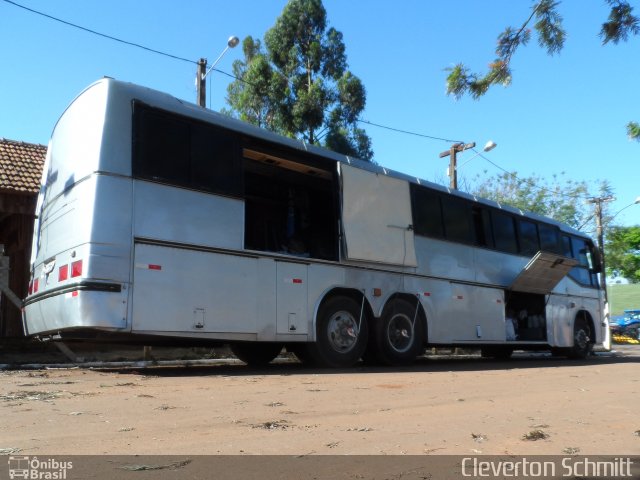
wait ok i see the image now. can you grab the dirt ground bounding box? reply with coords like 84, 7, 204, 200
1, 346, 639, 456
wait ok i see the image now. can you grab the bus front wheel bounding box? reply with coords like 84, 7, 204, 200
567, 317, 593, 359
306, 296, 368, 368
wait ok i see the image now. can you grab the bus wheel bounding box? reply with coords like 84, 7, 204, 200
230, 342, 283, 366
568, 317, 593, 359
481, 346, 514, 359
307, 296, 368, 368
374, 299, 423, 366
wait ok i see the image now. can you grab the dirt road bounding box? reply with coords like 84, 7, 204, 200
1, 347, 639, 456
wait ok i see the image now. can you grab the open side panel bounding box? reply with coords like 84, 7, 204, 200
509, 251, 577, 294
340, 164, 417, 267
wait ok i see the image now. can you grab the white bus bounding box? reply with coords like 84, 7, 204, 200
23, 78, 608, 367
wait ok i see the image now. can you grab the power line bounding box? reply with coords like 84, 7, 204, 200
2, 0, 196, 65
357, 119, 462, 143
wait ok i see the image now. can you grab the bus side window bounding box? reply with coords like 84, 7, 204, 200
442, 197, 474, 244
492, 211, 518, 254
517, 219, 539, 256
410, 185, 444, 238
561, 235, 573, 257
472, 206, 493, 248
133, 107, 190, 185
539, 223, 561, 254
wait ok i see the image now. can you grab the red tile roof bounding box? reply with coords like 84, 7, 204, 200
0, 138, 46, 195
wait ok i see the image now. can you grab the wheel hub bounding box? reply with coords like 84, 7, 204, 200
327, 310, 359, 353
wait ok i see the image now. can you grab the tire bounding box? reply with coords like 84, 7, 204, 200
305, 296, 368, 368
567, 317, 593, 359
373, 299, 423, 366
481, 346, 514, 359
230, 342, 283, 366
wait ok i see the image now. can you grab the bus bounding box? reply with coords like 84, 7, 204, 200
23, 78, 608, 367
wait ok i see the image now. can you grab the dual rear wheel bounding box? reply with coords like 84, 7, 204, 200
234, 295, 425, 369
302, 296, 424, 368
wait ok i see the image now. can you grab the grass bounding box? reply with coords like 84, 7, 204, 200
607, 283, 640, 316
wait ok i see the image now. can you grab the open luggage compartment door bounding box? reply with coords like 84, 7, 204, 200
509, 251, 578, 294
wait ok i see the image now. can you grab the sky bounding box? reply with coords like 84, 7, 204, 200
1, 0, 639, 229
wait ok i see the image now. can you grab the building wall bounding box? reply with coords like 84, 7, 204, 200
0, 193, 36, 337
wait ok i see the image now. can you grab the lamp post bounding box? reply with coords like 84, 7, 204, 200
196, 36, 240, 108
439, 140, 497, 189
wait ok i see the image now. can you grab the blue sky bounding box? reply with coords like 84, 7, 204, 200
1, 0, 639, 228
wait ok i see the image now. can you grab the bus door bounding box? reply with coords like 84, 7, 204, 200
339, 164, 417, 267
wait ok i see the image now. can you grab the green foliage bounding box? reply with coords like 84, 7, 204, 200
470, 171, 613, 232
605, 226, 640, 283
445, 1, 638, 137
225, 0, 373, 161
601, 0, 640, 44
608, 283, 640, 314
628, 121, 640, 140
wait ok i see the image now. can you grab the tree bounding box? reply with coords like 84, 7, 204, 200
225, 0, 373, 161
605, 226, 640, 282
470, 171, 614, 232
445, 0, 640, 141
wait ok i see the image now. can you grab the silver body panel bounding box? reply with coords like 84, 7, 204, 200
23, 78, 605, 351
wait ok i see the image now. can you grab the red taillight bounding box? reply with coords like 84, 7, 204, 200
58, 265, 69, 282
71, 260, 83, 278
33, 278, 39, 293
28, 280, 33, 295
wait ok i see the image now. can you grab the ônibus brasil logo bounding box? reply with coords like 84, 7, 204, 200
7, 456, 73, 479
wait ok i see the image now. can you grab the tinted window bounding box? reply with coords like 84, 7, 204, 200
410, 185, 444, 238
561, 235, 573, 257
190, 123, 242, 196
133, 102, 242, 196
570, 266, 593, 286
473, 207, 493, 247
518, 219, 539, 255
442, 197, 473, 243
134, 108, 190, 185
492, 212, 518, 253
571, 237, 590, 267
539, 223, 560, 253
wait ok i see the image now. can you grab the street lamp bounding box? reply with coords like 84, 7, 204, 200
440, 140, 497, 189
196, 36, 240, 108
457, 141, 497, 170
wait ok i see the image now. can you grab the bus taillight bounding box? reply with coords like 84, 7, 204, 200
71, 260, 83, 278
59, 264, 68, 281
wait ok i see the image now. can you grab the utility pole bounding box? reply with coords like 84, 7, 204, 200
196, 58, 207, 108
439, 142, 476, 189
587, 195, 614, 298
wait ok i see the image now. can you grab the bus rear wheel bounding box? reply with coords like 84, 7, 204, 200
373, 299, 423, 366
230, 342, 283, 366
306, 296, 368, 368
